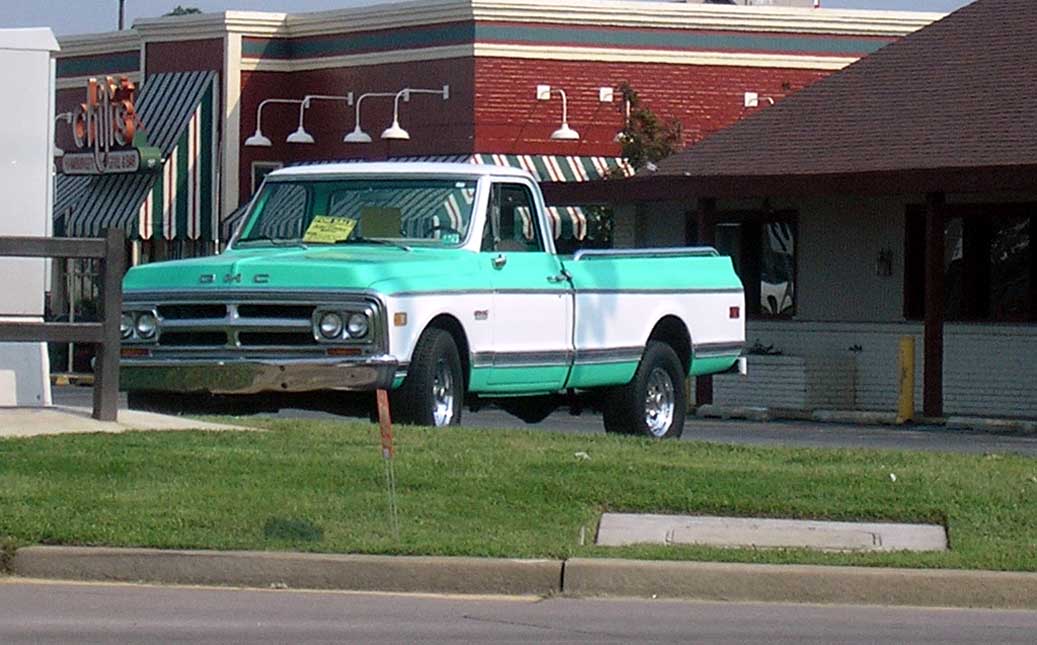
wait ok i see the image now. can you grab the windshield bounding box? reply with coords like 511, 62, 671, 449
235, 177, 479, 247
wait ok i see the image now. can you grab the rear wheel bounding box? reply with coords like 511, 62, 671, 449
602, 341, 686, 438
392, 327, 463, 427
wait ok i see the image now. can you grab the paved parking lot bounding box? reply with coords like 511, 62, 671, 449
48, 385, 1037, 456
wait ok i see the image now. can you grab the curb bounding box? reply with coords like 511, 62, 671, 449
9, 546, 561, 596
563, 559, 1037, 609
9, 546, 1037, 609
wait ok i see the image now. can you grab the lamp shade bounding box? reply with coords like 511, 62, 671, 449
343, 126, 373, 144
244, 130, 273, 147
550, 123, 580, 141
380, 120, 410, 141
286, 127, 315, 144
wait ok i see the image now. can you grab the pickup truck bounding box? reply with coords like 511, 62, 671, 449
120, 162, 745, 438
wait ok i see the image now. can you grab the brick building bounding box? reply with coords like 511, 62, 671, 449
52, 0, 936, 260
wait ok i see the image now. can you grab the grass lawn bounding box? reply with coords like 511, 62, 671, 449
1, 418, 1036, 571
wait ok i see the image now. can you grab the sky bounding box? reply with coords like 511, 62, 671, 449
5, 0, 974, 37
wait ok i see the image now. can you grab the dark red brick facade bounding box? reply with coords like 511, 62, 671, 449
474, 58, 828, 155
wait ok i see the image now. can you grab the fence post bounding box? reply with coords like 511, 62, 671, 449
92, 228, 125, 421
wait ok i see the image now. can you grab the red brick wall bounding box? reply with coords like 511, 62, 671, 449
145, 39, 223, 75
238, 59, 475, 203
474, 58, 830, 156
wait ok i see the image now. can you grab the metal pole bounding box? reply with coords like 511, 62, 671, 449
118, 0, 126, 30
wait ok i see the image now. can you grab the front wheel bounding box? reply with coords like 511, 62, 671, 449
392, 327, 463, 427
602, 341, 686, 438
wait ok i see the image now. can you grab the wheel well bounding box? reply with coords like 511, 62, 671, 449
426, 314, 471, 389
648, 316, 692, 374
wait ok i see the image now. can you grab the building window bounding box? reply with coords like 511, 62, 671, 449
706, 211, 797, 318
251, 161, 283, 196
904, 203, 1035, 322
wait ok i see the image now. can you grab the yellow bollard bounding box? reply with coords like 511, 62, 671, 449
896, 336, 915, 424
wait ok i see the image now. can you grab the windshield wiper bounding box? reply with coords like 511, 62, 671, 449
235, 235, 307, 248
332, 236, 411, 252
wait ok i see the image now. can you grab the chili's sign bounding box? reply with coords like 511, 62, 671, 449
61, 76, 160, 175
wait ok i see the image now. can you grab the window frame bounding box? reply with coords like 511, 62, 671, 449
903, 201, 1036, 323
691, 209, 799, 320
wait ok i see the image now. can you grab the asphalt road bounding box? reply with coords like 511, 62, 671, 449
52, 385, 1037, 456
3, 580, 1037, 644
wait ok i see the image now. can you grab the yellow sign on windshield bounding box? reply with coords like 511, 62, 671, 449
303, 216, 357, 244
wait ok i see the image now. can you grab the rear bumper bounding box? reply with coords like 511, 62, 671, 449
120, 355, 399, 394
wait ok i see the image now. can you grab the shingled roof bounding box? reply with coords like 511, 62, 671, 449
652, 0, 1037, 180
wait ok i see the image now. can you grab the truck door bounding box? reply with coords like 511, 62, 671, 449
479, 181, 573, 391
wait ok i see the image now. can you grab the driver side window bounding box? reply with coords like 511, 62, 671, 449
480, 183, 544, 253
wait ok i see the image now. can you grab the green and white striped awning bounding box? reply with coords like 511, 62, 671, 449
63, 71, 219, 241
224, 155, 631, 241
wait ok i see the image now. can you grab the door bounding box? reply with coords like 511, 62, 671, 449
478, 182, 572, 391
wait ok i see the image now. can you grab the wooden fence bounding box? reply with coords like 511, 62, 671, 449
0, 229, 125, 421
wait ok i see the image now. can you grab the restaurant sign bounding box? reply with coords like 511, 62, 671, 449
61, 76, 160, 175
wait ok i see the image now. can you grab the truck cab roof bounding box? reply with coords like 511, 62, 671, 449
267, 161, 536, 182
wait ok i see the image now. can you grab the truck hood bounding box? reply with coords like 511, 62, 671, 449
123, 245, 477, 294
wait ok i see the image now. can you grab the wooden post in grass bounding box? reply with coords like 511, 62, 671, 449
376, 389, 400, 541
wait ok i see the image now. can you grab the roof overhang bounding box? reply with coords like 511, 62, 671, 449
541, 164, 1037, 204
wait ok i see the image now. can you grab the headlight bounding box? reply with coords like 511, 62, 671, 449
318, 312, 344, 339
135, 312, 158, 339
346, 312, 369, 338
120, 313, 134, 339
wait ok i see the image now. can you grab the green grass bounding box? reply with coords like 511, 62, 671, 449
1, 419, 1036, 571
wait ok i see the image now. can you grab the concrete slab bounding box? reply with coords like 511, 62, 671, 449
597, 513, 947, 552
0, 405, 252, 438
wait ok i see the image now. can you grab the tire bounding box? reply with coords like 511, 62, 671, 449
391, 327, 464, 427
602, 341, 686, 439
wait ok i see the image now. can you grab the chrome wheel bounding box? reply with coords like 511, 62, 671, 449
431, 357, 455, 427
644, 367, 675, 437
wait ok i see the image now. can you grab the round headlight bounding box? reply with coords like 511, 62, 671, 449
135, 312, 158, 339
346, 313, 369, 338
318, 312, 344, 339
120, 313, 134, 339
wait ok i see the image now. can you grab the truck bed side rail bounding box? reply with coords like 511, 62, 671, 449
571, 246, 719, 261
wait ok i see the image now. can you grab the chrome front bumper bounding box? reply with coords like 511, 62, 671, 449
120, 355, 399, 394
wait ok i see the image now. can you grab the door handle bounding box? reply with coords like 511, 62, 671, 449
492, 254, 507, 269
547, 270, 572, 283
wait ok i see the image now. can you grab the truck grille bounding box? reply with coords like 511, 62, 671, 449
124, 294, 382, 351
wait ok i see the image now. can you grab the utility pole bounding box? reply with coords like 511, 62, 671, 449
118, 0, 126, 30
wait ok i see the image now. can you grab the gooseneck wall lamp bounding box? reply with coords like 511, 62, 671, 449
244, 98, 303, 147
380, 85, 450, 141
245, 85, 450, 146
287, 93, 355, 144
536, 84, 579, 141
343, 91, 398, 143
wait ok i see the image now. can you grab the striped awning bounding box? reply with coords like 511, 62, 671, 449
224, 155, 631, 241
53, 174, 91, 236
469, 154, 633, 240
64, 71, 219, 241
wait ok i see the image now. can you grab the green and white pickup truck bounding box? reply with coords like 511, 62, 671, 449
120, 162, 745, 438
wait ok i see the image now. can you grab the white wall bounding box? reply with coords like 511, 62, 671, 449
726, 320, 1037, 419
615, 191, 1037, 419
0, 29, 58, 406
794, 195, 911, 322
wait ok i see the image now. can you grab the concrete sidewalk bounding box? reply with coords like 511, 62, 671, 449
0, 405, 251, 438
7, 546, 1037, 610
